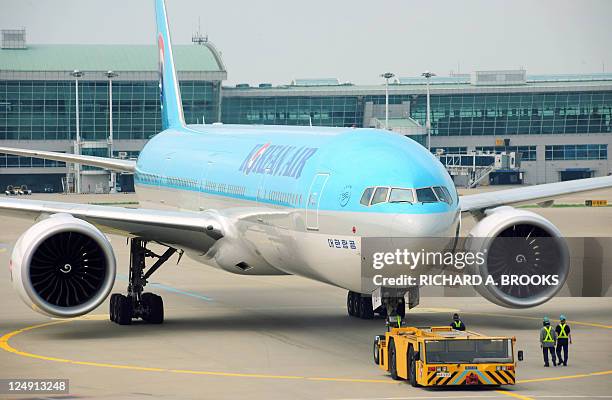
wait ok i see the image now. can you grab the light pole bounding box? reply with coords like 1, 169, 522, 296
71, 69, 84, 193
105, 71, 118, 193
421, 71, 436, 150
380, 72, 395, 129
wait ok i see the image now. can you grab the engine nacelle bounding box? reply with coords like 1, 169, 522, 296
465, 206, 569, 308
10, 214, 116, 317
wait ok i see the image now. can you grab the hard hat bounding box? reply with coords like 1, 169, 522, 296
453, 313, 459, 320
560, 314, 566, 321
543, 316, 550, 324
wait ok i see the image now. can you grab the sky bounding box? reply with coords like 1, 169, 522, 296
2, 0, 612, 85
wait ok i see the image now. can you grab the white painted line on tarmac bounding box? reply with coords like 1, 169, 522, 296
334, 396, 612, 400
116, 273, 213, 301
334, 396, 504, 400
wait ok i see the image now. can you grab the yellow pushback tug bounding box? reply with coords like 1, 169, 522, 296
374, 325, 521, 387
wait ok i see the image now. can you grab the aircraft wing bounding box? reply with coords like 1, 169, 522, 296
0, 197, 223, 253
459, 175, 612, 213
0, 146, 135, 173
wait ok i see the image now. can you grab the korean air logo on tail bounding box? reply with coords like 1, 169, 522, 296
157, 34, 165, 110
239, 143, 318, 179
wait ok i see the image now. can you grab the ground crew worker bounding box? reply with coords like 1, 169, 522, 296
386, 312, 402, 331
540, 316, 557, 367
555, 315, 572, 366
450, 313, 466, 331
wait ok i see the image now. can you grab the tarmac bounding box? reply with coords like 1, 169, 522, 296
1, 189, 611, 399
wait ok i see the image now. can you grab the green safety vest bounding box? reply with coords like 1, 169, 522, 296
454, 321, 462, 328
543, 326, 554, 342
558, 323, 569, 339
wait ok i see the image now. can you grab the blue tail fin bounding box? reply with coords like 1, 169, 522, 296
155, 0, 185, 129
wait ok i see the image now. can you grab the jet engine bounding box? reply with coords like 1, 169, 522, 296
9, 214, 116, 317
465, 206, 569, 308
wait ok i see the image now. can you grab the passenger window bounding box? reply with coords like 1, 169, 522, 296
360, 187, 374, 206
416, 187, 438, 203
433, 186, 452, 205
389, 188, 414, 203
371, 187, 389, 205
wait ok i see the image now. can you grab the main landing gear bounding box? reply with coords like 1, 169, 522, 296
110, 238, 177, 325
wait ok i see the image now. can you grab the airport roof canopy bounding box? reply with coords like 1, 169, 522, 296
0, 44, 227, 81
291, 78, 342, 86
224, 72, 612, 97
397, 76, 470, 85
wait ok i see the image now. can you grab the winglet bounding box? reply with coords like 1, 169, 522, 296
155, 0, 185, 129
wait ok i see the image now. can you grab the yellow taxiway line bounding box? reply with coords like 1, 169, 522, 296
495, 390, 535, 400
0, 316, 394, 384
0, 312, 610, 392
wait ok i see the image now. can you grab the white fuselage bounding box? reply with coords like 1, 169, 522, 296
135, 182, 460, 293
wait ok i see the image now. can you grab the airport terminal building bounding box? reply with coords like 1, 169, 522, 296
1, 29, 611, 191
0, 29, 226, 192
222, 72, 612, 185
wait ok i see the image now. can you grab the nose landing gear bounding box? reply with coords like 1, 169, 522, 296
347, 291, 375, 319
347, 291, 402, 319
347, 287, 418, 322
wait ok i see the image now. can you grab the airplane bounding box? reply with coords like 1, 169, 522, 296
1, 0, 611, 325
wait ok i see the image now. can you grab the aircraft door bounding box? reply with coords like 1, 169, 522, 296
157, 151, 176, 209
305, 173, 330, 231
256, 167, 271, 204
199, 159, 214, 211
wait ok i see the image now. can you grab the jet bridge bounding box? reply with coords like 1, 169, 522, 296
434, 150, 522, 188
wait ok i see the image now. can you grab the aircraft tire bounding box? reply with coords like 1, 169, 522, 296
109, 293, 122, 322
359, 296, 374, 319
142, 293, 164, 324
347, 291, 356, 316
115, 294, 133, 325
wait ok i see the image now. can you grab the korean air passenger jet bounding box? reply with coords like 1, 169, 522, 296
1, 0, 611, 324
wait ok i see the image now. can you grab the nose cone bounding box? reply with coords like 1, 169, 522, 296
392, 209, 460, 237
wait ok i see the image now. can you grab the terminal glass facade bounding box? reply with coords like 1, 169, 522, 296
222, 90, 612, 136
545, 144, 608, 160
0, 80, 220, 141
410, 92, 612, 136
0, 153, 65, 168
221, 96, 364, 127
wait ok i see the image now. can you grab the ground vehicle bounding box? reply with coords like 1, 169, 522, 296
374, 326, 519, 386
17, 185, 32, 195
5, 185, 32, 195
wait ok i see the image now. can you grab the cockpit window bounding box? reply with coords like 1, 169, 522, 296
389, 188, 414, 203
360, 187, 374, 206
362, 185, 453, 206
416, 187, 438, 203
433, 186, 452, 205
371, 187, 389, 205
